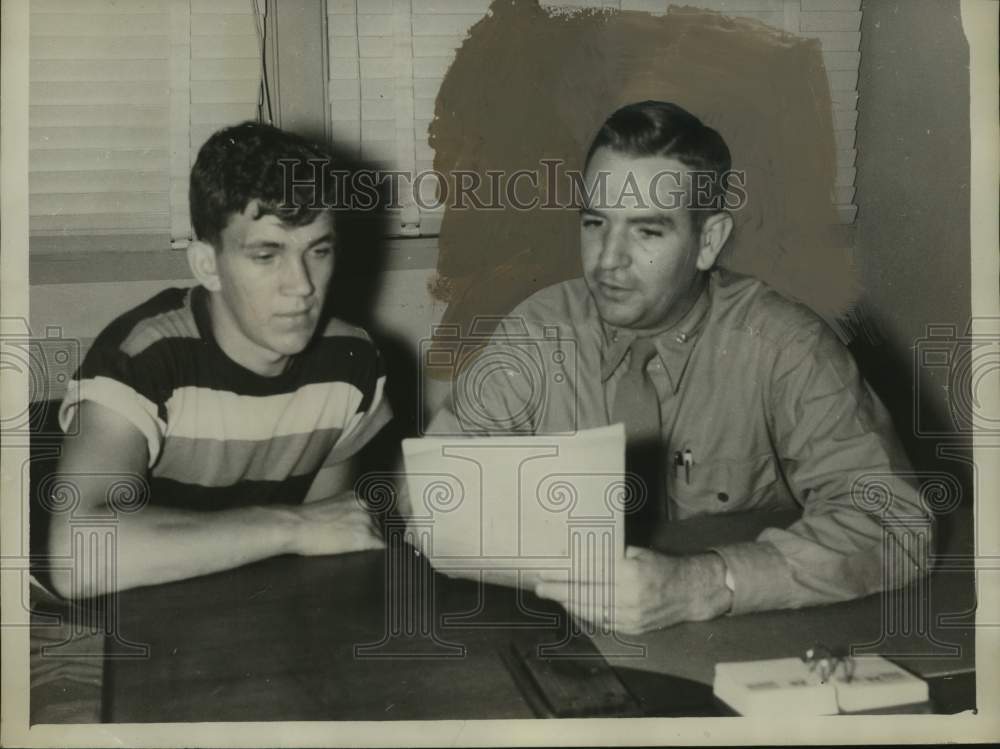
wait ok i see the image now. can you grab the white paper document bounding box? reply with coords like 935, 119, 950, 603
713, 656, 930, 716
402, 424, 626, 587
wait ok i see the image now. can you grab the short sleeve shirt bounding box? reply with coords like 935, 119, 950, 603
59, 285, 392, 510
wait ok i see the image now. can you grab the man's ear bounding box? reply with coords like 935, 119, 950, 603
695, 211, 734, 271
187, 240, 222, 292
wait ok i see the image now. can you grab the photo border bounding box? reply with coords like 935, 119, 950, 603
2, 0, 997, 745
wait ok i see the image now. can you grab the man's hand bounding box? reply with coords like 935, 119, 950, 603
287, 493, 385, 556
534, 547, 733, 634
50, 403, 385, 598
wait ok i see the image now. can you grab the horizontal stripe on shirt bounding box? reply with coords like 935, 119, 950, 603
153, 428, 345, 486
148, 473, 317, 511
58, 285, 392, 510
96, 334, 382, 402
119, 302, 200, 358
163, 381, 367, 442
59, 376, 167, 467
326, 375, 392, 465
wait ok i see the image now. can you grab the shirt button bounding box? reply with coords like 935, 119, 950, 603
717, 492, 729, 503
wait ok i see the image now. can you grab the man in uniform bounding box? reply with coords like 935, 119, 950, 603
422, 101, 931, 633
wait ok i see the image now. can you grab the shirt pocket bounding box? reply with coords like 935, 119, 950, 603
667, 453, 780, 517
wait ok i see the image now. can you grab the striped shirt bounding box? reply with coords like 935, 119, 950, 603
59, 285, 391, 510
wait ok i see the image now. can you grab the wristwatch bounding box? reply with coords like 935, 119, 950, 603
710, 550, 736, 614
722, 561, 736, 613
724, 565, 736, 594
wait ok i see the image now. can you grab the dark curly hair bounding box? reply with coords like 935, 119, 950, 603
190, 121, 339, 249
585, 101, 732, 229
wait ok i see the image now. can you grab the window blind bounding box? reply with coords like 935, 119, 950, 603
326, 0, 861, 234
175, 0, 265, 247
29, 0, 265, 252
29, 0, 172, 245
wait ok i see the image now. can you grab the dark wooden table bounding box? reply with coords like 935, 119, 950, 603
101, 508, 976, 722
106, 541, 574, 721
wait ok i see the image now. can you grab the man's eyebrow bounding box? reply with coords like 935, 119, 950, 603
242, 232, 335, 251
306, 233, 335, 247
242, 239, 284, 251
578, 208, 676, 227
626, 214, 676, 228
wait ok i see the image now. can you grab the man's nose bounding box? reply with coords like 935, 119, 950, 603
281, 256, 314, 296
598, 225, 629, 270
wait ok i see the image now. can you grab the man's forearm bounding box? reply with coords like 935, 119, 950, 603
680, 552, 734, 621
48, 503, 300, 598
724, 503, 931, 615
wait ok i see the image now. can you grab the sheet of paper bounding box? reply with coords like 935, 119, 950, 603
714, 657, 839, 716
402, 423, 626, 588
834, 657, 929, 712
713, 655, 929, 715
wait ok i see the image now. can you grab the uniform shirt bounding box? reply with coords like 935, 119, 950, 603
426, 268, 931, 615
59, 285, 391, 510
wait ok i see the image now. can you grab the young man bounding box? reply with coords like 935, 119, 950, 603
48, 123, 391, 598
423, 101, 932, 633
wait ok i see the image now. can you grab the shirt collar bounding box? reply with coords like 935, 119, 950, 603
599, 277, 712, 392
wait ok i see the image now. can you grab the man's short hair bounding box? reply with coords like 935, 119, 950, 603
585, 101, 732, 229
190, 121, 337, 249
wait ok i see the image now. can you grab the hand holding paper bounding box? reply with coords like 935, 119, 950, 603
401, 424, 627, 590
401, 423, 735, 631
535, 546, 733, 635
